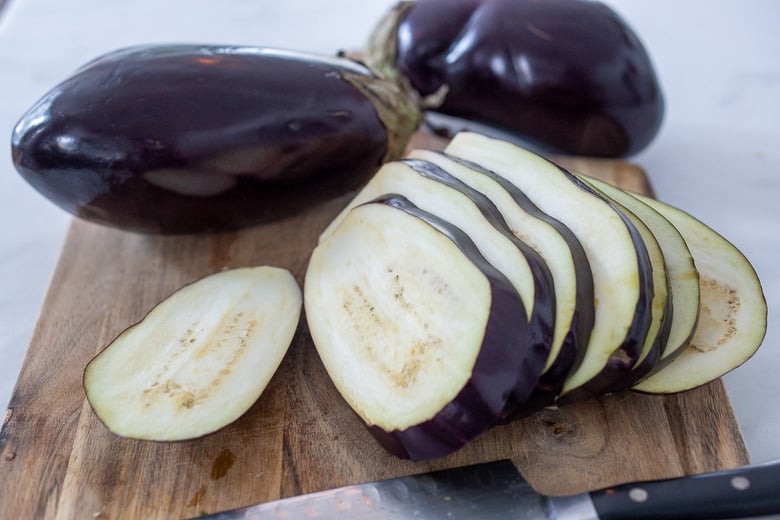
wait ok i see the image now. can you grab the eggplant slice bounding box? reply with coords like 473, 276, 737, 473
306, 195, 538, 460
445, 132, 653, 395
577, 176, 672, 392
408, 149, 594, 411
632, 197, 767, 394
318, 158, 555, 408
581, 175, 700, 371
84, 266, 302, 441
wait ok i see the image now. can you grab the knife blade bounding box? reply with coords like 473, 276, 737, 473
197, 458, 780, 519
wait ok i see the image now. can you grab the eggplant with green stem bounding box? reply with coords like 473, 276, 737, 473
366, 0, 664, 157
12, 45, 421, 233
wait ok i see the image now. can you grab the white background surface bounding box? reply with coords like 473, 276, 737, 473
1, 0, 778, 465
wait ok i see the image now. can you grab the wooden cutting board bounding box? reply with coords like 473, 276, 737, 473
0, 134, 749, 519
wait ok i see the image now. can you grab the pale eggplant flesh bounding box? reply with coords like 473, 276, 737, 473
400, 158, 556, 409
559, 174, 656, 397
444, 132, 653, 397
407, 149, 594, 414
318, 158, 557, 407
582, 174, 700, 373
580, 189, 669, 394
84, 266, 302, 441
305, 195, 538, 460
319, 161, 541, 315
305, 132, 766, 458
632, 197, 767, 394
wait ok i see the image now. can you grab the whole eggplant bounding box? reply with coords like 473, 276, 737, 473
11, 45, 421, 233
367, 0, 664, 157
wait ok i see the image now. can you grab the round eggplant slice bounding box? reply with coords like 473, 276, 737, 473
632, 197, 767, 394
12, 45, 421, 233
305, 196, 534, 460
83, 266, 302, 441
582, 175, 700, 371
407, 149, 594, 412
445, 132, 653, 396
319, 159, 555, 408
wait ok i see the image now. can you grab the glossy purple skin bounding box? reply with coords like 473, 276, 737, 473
394, 0, 664, 157
365, 195, 538, 461
437, 153, 596, 416
12, 45, 390, 233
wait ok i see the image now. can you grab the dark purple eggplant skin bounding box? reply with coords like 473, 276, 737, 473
11, 45, 420, 234
368, 0, 664, 157
617, 267, 673, 388
362, 194, 536, 461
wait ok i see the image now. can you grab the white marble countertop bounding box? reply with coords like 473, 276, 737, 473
1, 0, 778, 465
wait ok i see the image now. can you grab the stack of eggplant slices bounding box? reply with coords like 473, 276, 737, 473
304, 131, 767, 461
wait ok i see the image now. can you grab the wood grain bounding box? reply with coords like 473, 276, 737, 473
0, 140, 749, 519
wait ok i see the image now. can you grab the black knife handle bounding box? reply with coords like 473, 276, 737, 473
589, 459, 780, 519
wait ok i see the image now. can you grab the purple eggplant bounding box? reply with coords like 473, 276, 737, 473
11, 45, 421, 233
367, 0, 664, 157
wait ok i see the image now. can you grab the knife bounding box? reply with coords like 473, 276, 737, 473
198, 458, 780, 519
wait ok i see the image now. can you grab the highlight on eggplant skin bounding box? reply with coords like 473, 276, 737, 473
11, 45, 421, 234
366, 0, 665, 157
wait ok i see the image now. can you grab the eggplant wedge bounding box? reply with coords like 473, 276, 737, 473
632, 197, 767, 394
305, 195, 536, 460
407, 149, 594, 411
84, 266, 302, 441
581, 175, 700, 372
444, 132, 653, 396
318, 158, 555, 407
